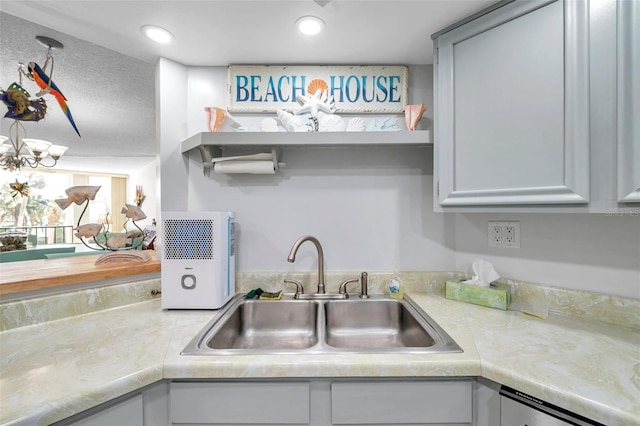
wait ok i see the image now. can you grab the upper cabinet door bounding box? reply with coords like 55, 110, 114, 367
617, 0, 640, 203
434, 0, 590, 206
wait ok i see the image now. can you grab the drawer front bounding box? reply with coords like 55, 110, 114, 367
170, 381, 310, 424
331, 380, 472, 424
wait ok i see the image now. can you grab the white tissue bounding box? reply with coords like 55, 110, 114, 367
212, 153, 276, 174
462, 259, 500, 287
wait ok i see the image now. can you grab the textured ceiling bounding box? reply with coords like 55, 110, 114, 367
0, 13, 156, 171
1, 0, 496, 66
0, 0, 496, 171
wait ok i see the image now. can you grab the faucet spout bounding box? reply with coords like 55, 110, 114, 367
287, 235, 325, 294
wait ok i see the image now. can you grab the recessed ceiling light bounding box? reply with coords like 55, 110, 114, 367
296, 16, 325, 35
141, 25, 174, 44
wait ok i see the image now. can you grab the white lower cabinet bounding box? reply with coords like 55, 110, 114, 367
56, 378, 488, 426
169, 379, 474, 426
56, 394, 144, 426
331, 381, 472, 425
51, 378, 604, 426
54, 382, 169, 426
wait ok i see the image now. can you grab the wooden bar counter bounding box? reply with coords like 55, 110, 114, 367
0, 250, 160, 296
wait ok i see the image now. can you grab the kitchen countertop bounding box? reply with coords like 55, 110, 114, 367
0, 250, 160, 297
1, 290, 638, 426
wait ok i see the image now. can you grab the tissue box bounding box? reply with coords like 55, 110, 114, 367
445, 279, 510, 310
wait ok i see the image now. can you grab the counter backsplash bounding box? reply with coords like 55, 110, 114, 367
1, 272, 637, 332
238, 271, 639, 329
0, 278, 162, 332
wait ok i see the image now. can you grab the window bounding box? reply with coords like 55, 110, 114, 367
0, 169, 127, 245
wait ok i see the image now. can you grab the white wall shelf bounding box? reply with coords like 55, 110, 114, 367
182, 130, 431, 152
181, 130, 432, 175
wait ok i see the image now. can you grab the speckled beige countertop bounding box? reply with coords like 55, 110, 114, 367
0, 274, 638, 426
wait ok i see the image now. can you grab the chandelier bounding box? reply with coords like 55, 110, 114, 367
0, 121, 68, 171
0, 36, 73, 171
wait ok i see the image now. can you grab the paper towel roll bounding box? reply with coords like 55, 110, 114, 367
214, 160, 275, 174
212, 153, 274, 162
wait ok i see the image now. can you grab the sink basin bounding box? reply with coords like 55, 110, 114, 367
203, 300, 318, 351
182, 294, 461, 355
324, 299, 436, 349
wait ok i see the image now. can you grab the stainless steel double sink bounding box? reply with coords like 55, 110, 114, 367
182, 293, 462, 355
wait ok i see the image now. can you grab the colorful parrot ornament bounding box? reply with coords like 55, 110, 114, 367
27, 62, 81, 137
0, 82, 47, 122
9, 180, 29, 198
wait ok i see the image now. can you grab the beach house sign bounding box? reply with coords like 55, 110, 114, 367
228, 65, 408, 113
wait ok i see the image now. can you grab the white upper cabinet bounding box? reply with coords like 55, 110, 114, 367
433, 0, 639, 212
617, 0, 640, 203
433, 0, 589, 208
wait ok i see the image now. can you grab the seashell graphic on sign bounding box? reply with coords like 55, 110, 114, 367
307, 78, 329, 95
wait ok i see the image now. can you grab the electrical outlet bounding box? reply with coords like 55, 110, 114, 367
503, 222, 520, 248
490, 225, 502, 246
488, 221, 520, 248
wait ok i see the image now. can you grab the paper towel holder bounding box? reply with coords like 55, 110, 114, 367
197, 146, 285, 176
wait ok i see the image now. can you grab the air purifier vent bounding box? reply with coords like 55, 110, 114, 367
163, 219, 215, 260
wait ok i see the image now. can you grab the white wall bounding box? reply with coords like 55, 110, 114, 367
454, 213, 640, 298
158, 60, 639, 299
185, 144, 455, 273
157, 58, 189, 211
160, 62, 455, 273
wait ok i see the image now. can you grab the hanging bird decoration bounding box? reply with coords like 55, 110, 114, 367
0, 82, 47, 122
9, 180, 29, 198
27, 62, 81, 137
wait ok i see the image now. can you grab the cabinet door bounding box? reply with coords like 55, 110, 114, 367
331, 380, 472, 424
617, 0, 640, 203
170, 381, 310, 424
65, 394, 143, 426
434, 0, 590, 206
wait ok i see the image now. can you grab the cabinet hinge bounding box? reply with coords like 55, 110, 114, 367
435, 47, 439, 65
437, 181, 440, 196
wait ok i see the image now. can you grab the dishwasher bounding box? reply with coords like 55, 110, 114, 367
499, 386, 605, 426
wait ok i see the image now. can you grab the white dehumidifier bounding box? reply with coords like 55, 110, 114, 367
160, 211, 235, 309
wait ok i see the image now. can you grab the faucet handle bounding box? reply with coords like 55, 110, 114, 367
359, 271, 369, 299
284, 279, 304, 299
338, 278, 359, 296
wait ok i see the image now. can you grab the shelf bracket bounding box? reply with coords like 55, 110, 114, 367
196, 145, 222, 177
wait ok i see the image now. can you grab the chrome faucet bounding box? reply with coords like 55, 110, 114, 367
287, 235, 325, 294
338, 272, 370, 299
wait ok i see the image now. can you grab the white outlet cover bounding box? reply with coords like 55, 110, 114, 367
502, 221, 520, 248
488, 221, 520, 248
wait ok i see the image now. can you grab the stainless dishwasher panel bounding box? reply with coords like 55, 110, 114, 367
499, 386, 605, 426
